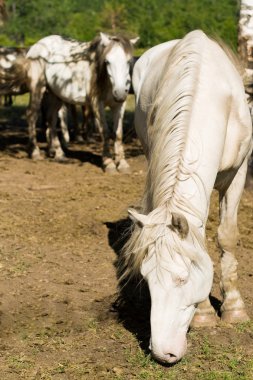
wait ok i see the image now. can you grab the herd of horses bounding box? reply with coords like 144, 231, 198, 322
0, 30, 252, 365
0, 33, 138, 172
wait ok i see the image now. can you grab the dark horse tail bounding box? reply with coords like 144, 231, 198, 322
0, 56, 30, 95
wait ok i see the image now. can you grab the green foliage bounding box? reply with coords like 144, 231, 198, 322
0, 0, 240, 48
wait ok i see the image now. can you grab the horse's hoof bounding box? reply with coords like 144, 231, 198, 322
54, 156, 68, 163
75, 135, 85, 144
30, 149, 42, 160
190, 313, 218, 328
48, 147, 66, 161
103, 158, 117, 174
117, 160, 131, 174
104, 162, 117, 174
221, 309, 250, 324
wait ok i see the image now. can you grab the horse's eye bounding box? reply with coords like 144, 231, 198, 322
105, 60, 109, 65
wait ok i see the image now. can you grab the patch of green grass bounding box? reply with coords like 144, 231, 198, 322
124, 347, 180, 380
52, 361, 69, 374
200, 336, 213, 356
197, 370, 252, 380
9, 260, 31, 275
125, 347, 154, 368
7, 355, 34, 372
12, 94, 29, 107
86, 318, 99, 331
235, 320, 253, 333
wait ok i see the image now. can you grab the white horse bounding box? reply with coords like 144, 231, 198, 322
0, 47, 28, 96
122, 30, 252, 364
0, 47, 72, 145
1, 33, 138, 172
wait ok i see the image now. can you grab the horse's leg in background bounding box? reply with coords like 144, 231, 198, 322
81, 103, 89, 141
191, 298, 217, 328
218, 158, 250, 323
4, 94, 12, 107
26, 61, 46, 159
58, 103, 70, 146
69, 104, 84, 143
94, 100, 117, 173
111, 101, 130, 174
44, 92, 65, 160
81, 101, 94, 142
27, 85, 46, 159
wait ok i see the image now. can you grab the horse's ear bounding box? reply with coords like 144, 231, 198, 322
128, 208, 148, 227
130, 37, 140, 46
100, 32, 111, 46
170, 213, 189, 239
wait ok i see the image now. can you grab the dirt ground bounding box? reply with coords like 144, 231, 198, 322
0, 102, 252, 380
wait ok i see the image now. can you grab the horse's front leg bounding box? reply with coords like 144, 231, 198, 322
217, 159, 250, 323
27, 85, 46, 160
58, 103, 70, 146
191, 298, 218, 328
112, 101, 131, 173
94, 101, 117, 173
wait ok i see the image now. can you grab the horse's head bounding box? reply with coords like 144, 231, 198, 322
99, 32, 139, 102
127, 208, 213, 364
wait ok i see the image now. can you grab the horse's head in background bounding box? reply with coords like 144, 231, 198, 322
92, 32, 139, 103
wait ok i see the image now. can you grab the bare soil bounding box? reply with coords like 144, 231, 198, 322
0, 103, 252, 379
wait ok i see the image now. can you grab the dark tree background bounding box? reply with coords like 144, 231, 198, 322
0, 0, 240, 50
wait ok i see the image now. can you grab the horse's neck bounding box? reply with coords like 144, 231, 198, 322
144, 173, 210, 228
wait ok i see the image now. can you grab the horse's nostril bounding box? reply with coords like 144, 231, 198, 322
164, 352, 179, 363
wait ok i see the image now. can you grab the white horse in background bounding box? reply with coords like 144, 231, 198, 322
0, 33, 138, 172
0, 47, 28, 96
0, 47, 75, 145
122, 30, 252, 364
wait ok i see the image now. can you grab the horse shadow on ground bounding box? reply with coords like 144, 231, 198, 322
105, 218, 224, 354
0, 105, 141, 168
105, 218, 151, 354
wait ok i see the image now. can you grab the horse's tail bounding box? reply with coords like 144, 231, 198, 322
0, 56, 30, 94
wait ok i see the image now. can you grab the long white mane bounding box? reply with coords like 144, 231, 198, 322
145, 31, 207, 214
121, 31, 239, 278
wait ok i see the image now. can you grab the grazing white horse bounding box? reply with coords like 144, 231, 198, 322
1, 33, 138, 172
122, 30, 252, 364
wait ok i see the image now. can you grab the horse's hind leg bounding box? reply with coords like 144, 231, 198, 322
218, 159, 250, 323
45, 93, 65, 160
58, 104, 70, 146
191, 298, 217, 328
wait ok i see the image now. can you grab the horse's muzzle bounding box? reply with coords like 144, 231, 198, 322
113, 89, 128, 103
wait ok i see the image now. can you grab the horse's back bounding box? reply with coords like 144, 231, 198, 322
27, 35, 88, 62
